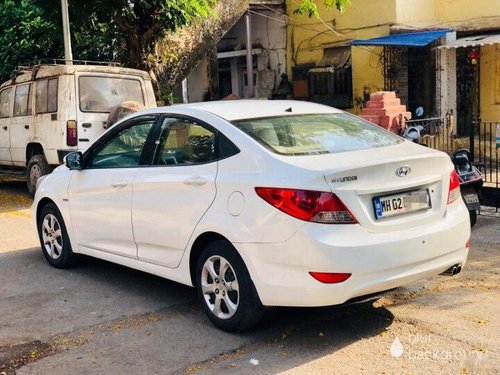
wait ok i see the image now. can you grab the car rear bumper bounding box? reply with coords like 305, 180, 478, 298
237, 201, 470, 307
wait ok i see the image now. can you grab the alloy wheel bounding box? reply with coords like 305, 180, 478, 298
41, 214, 63, 259
201, 255, 240, 319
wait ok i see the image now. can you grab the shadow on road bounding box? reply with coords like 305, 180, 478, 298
0, 176, 32, 214
0, 247, 394, 374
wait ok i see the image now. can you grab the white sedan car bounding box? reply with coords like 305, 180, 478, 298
33, 100, 470, 331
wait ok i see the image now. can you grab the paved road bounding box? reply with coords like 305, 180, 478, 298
0, 176, 499, 374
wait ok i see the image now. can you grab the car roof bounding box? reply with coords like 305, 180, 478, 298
1, 64, 151, 88
154, 100, 343, 122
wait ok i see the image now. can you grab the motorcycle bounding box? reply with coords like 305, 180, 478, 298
402, 127, 483, 227
451, 149, 483, 227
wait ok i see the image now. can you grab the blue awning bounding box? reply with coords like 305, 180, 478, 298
351, 30, 450, 48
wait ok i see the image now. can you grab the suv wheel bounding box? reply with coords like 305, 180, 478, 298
27, 154, 51, 196
195, 240, 264, 332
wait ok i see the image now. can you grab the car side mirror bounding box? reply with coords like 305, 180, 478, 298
64, 152, 83, 170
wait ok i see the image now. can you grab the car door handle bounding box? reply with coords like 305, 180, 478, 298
111, 182, 128, 189
184, 176, 207, 186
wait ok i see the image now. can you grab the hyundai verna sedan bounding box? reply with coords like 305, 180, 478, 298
33, 100, 470, 331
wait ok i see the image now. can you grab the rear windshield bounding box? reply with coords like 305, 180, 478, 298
232, 113, 402, 155
79, 76, 144, 113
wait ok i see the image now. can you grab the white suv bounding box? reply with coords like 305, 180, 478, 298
0, 62, 156, 194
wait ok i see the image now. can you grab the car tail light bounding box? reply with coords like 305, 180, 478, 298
465, 240, 470, 249
67, 120, 77, 146
309, 272, 351, 284
255, 187, 357, 224
448, 170, 461, 204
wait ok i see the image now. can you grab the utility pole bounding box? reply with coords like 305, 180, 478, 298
61, 0, 73, 64
245, 12, 254, 98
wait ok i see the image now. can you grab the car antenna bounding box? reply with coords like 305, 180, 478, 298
285, 107, 292, 112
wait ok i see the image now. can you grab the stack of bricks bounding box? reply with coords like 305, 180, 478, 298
360, 92, 411, 134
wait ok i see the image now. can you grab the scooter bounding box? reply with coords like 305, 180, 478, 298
451, 149, 483, 227
402, 127, 483, 227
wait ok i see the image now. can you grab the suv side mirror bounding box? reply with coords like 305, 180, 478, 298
64, 152, 83, 170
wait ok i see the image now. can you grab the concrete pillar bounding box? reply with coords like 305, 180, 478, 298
438, 32, 457, 133
245, 12, 254, 98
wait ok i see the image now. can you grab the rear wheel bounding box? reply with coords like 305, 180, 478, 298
195, 240, 264, 332
27, 154, 51, 196
38, 203, 77, 268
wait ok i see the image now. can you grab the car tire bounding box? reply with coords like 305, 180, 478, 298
27, 154, 51, 196
38, 203, 77, 268
195, 240, 264, 332
469, 209, 477, 228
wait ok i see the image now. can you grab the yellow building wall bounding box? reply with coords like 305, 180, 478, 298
286, 0, 396, 113
435, 0, 500, 23
480, 45, 500, 123
395, 0, 436, 24
287, 0, 500, 119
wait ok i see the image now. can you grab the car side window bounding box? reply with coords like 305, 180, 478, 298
0, 88, 12, 118
36, 78, 58, 114
13, 83, 32, 117
88, 120, 154, 168
154, 118, 216, 166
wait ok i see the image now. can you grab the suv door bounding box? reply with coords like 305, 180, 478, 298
10, 83, 33, 165
68, 116, 157, 258
132, 116, 220, 268
76, 73, 148, 152
0, 87, 12, 164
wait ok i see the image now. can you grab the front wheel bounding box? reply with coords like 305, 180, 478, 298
38, 203, 77, 268
27, 154, 51, 196
195, 240, 264, 332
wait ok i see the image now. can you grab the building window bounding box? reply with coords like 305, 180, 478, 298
308, 67, 353, 109
307, 46, 353, 109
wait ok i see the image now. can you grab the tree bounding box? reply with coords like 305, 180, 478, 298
294, 0, 351, 18
0, 0, 59, 82
75, 0, 215, 72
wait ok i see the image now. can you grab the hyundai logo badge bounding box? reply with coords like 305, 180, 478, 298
396, 166, 411, 177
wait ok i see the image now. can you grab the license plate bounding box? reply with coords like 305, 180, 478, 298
463, 193, 479, 204
373, 189, 431, 219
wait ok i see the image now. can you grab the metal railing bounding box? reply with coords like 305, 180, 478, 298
405, 116, 454, 154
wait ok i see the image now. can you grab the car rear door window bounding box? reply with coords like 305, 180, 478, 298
154, 118, 217, 166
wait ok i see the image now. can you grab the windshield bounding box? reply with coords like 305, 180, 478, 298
232, 113, 402, 155
79, 76, 144, 113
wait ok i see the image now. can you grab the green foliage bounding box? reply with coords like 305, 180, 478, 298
294, 0, 351, 18
0, 0, 60, 81
0, 0, 215, 83
72, 0, 216, 70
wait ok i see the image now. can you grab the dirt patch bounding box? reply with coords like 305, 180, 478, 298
0, 340, 57, 375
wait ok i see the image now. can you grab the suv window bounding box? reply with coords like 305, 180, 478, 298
88, 120, 154, 168
154, 118, 216, 165
0, 88, 12, 118
13, 83, 32, 117
36, 78, 58, 114
79, 76, 144, 113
